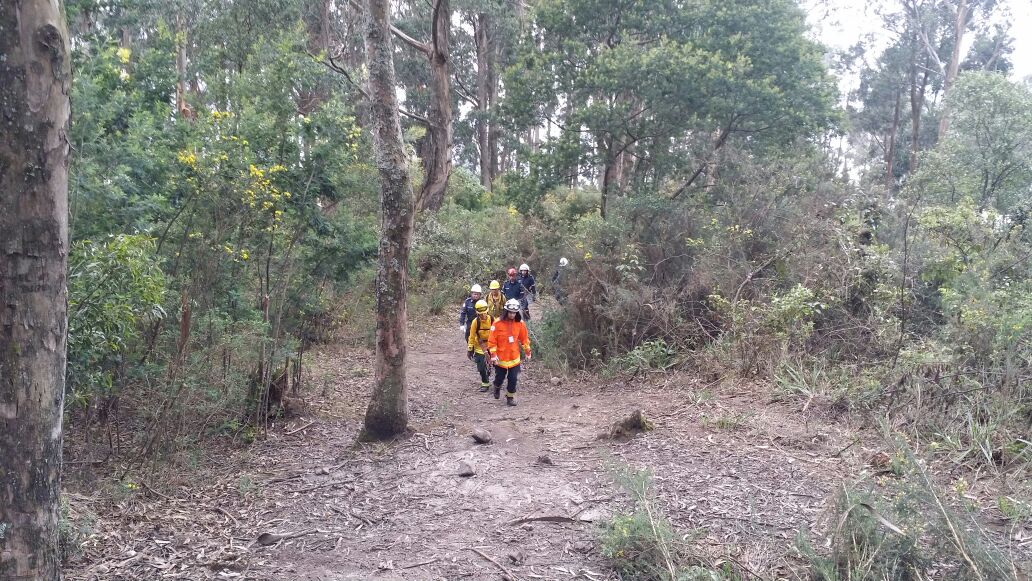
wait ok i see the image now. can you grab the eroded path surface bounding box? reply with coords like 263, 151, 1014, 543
69, 317, 874, 580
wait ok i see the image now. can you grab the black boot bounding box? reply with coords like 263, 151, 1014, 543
506, 397, 517, 407
479, 382, 490, 393
493, 385, 501, 399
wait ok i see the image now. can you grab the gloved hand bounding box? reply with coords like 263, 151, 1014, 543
467, 350, 474, 360
525, 352, 532, 362
491, 356, 499, 365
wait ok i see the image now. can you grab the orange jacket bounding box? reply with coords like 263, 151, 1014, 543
488, 317, 530, 369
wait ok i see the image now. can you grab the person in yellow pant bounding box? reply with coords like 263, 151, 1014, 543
485, 279, 505, 319
466, 300, 495, 392
488, 299, 531, 406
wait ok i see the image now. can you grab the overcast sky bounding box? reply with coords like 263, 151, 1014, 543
804, 0, 1032, 83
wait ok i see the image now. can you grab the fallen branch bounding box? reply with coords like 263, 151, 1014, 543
507, 515, 587, 526
256, 528, 318, 547
142, 481, 174, 501
469, 547, 521, 581
401, 557, 440, 569
267, 472, 304, 484
212, 505, 241, 528
293, 479, 355, 494
329, 504, 374, 525
832, 436, 861, 458
286, 420, 316, 435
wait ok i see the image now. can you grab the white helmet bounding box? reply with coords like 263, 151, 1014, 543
504, 298, 521, 313
559, 257, 568, 267
519, 263, 530, 272
470, 284, 482, 293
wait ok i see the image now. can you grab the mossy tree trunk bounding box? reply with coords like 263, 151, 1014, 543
362, 0, 414, 439
0, 0, 72, 579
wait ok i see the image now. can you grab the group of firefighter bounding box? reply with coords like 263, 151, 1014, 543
457, 262, 563, 407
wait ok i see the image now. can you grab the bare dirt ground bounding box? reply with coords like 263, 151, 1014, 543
64, 315, 1032, 580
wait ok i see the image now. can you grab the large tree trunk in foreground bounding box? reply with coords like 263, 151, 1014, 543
416, 0, 453, 212
362, 0, 414, 438
0, 1, 72, 579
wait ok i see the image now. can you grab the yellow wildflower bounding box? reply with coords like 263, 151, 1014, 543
176, 150, 197, 168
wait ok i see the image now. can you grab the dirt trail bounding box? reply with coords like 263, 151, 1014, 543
68, 315, 875, 581
244, 316, 867, 580
252, 320, 628, 580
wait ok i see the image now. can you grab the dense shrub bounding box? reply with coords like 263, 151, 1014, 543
67, 235, 166, 410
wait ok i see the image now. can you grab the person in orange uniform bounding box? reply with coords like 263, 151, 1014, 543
488, 299, 531, 406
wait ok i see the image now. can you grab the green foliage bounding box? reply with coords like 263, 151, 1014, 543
504, 0, 838, 203
873, 72, 1032, 465
67, 235, 166, 405
448, 167, 494, 211
412, 204, 527, 289
69, 31, 178, 238
531, 309, 573, 371
997, 496, 1032, 523
62, 6, 379, 454
608, 340, 678, 377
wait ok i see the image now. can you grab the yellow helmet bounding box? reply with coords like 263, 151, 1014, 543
489, 280, 501, 290
475, 299, 489, 312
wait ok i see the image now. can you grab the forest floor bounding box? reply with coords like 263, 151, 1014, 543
65, 313, 1032, 581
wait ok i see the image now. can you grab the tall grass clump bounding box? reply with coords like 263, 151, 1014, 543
797, 440, 1018, 581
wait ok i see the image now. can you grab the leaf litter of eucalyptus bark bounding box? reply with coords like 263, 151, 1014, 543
62, 315, 1032, 580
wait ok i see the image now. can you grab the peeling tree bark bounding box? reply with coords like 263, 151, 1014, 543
0, 1, 72, 579
416, 0, 453, 212
362, 0, 414, 439
475, 12, 493, 190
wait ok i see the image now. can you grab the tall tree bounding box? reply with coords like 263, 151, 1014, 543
362, 0, 415, 438
0, 1, 73, 579
475, 11, 495, 189
386, 0, 453, 212
903, 0, 1003, 138
451, 0, 521, 187
505, 0, 836, 218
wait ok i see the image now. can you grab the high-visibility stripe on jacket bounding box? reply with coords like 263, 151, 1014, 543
467, 314, 494, 355
488, 318, 530, 369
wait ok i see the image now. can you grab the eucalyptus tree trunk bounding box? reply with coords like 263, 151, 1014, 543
937, 0, 972, 139
416, 0, 452, 212
0, 1, 72, 579
475, 12, 493, 190
362, 0, 414, 438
